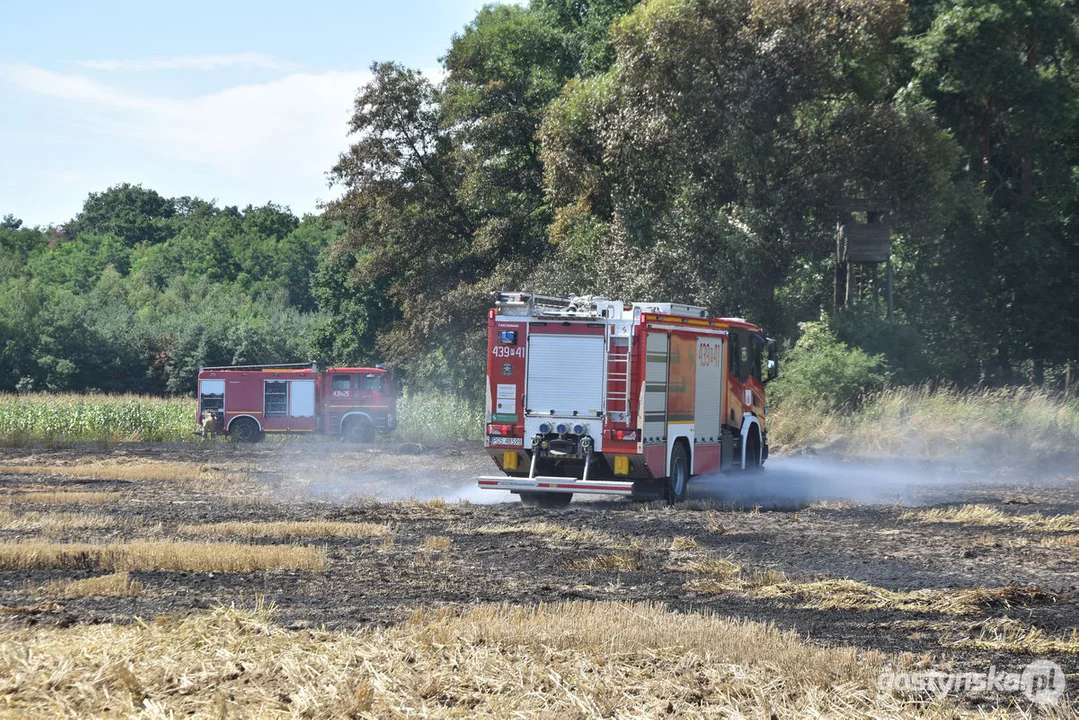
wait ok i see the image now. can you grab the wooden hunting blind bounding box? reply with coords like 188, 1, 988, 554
835, 200, 894, 317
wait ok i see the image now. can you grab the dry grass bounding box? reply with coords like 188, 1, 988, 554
750, 580, 1057, 616
632, 498, 744, 512
421, 535, 452, 552
470, 521, 618, 546
180, 520, 391, 539
413, 498, 449, 510
943, 618, 1079, 655
669, 535, 701, 551
900, 504, 1079, 532
0, 510, 123, 536
565, 551, 643, 571
36, 571, 143, 599
680, 558, 1062, 616
704, 511, 728, 535
2, 491, 118, 505
772, 385, 1079, 459
807, 499, 855, 510
0, 599, 1003, 719
387, 497, 460, 514
1042, 533, 1079, 548
0, 541, 326, 572
0, 460, 252, 493
767, 403, 848, 453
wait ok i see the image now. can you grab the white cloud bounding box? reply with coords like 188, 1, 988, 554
1, 64, 147, 109
78, 52, 295, 72
0, 63, 372, 213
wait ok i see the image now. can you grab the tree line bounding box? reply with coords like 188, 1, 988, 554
0, 186, 359, 394
3, 0, 1078, 400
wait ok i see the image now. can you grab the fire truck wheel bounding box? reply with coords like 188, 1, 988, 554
666, 442, 689, 504
343, 417, 376, 443
746, 429, 762, 472
230, 417, 262, 444
518, 492, 572, 508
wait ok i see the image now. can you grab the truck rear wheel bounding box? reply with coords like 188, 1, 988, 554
667, 442, 689, 504
230, 417, 263, 444
343, 417, 376, 443
518, 492, 572, 508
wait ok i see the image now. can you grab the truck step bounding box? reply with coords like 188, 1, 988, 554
477, 476, 635, 496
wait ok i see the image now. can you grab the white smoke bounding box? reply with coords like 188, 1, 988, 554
687, 455, 1059, 509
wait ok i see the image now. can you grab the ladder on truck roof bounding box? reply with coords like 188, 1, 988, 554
605, 329, 631, 424
494, 291, 626, 319
199, 362, 318, 372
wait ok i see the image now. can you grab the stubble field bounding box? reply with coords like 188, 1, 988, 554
0, 439, 1076, 717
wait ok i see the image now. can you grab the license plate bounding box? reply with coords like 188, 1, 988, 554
489, 436, 524, 447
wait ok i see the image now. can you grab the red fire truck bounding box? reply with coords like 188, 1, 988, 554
478, 293, 777, 505
196, 363, 396, 443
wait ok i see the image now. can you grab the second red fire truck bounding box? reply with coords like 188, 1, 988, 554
196, 363, 396, 442
478, 292, 777, 505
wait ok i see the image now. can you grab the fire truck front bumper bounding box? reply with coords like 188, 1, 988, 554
477, 476, 636, 496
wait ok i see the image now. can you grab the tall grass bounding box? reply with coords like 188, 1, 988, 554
391, 392, 483, 443
0, 393, 195, 445
770, 385, 1079, 460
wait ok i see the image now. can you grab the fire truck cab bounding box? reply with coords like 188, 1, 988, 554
478, 292, 777, 505
196, 363, 396, 443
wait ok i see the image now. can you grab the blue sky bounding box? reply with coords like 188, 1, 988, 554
1, 0, 520, 227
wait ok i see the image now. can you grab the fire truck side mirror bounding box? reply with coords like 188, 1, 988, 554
765, 341, 779, 382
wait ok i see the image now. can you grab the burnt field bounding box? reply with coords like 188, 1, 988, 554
0, 439, 1076, 716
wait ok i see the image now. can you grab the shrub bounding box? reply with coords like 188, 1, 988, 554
768, 321, 888, 412
831, 305, 931, 385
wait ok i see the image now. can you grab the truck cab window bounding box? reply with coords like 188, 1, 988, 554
361, 374, 383, 391
728, 333, 740, 380
332, 375, 351, 391
199, 379, 224, 414
750, 336, 764, 381
264, 381, 288, 417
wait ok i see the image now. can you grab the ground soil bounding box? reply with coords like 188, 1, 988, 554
0, 439, 1076, 705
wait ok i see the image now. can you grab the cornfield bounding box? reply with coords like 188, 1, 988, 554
391, 392, 483, 443
0, 394, 195, 444
0, 391, 485, 445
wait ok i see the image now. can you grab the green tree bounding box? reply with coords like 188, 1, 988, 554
328, 2, 645, 393
901, 0, 1079, 383
310, 245, 399, 366
26, 232, 131, 292
540, 0, 950, 338
68, 183, 177, 247
0, 277, 44, 391
327, 62, 490, 393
